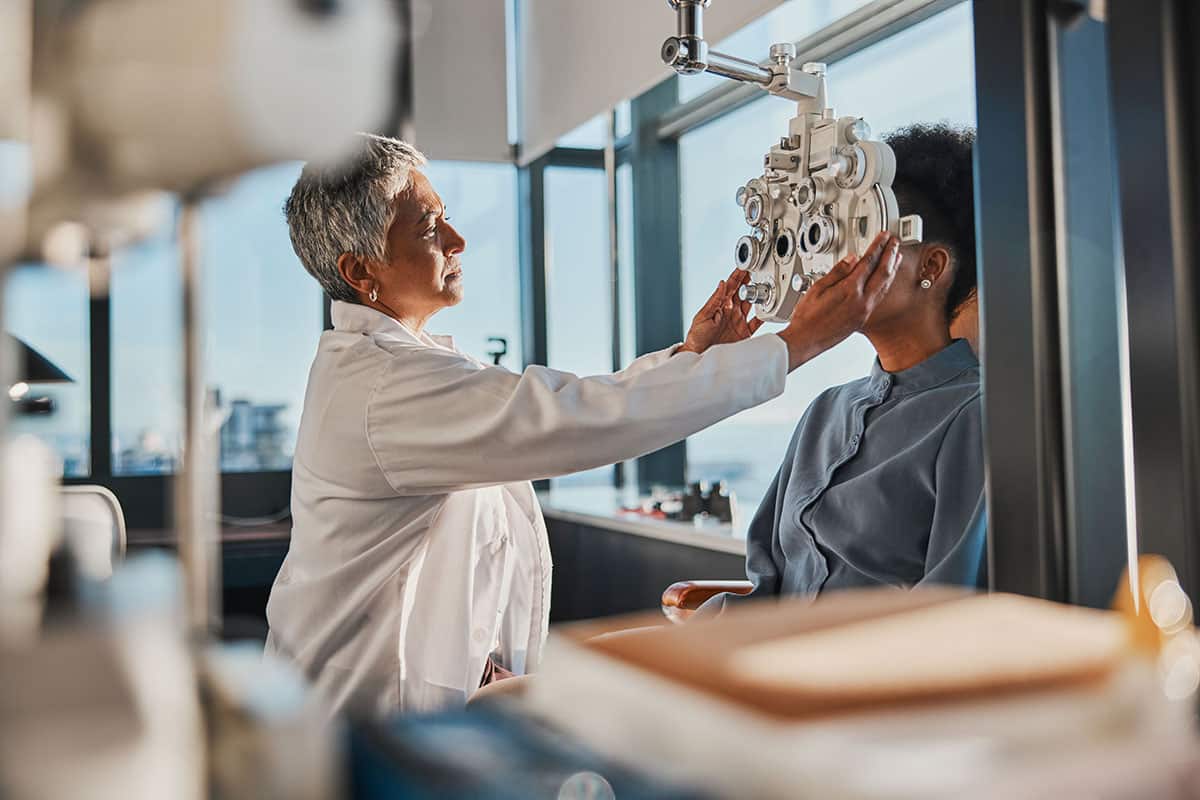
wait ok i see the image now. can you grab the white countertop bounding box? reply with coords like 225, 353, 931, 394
536, 486, 748, 556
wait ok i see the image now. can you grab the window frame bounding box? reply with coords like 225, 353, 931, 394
60, 275, 306, 530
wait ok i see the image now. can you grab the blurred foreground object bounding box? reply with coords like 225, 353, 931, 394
18, 0, 404, 266
527, 582, 1200, 799
0, 554, 205, 800
350, 705, 707, 800
6, 333, 72, 416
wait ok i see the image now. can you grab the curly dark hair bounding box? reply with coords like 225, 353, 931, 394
884, 123, 977, 320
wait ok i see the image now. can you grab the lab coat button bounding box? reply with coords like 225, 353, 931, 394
473, 628, 487, 643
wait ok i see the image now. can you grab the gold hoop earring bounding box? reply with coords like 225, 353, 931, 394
369, 286, 379, 302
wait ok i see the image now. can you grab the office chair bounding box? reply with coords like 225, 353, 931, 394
61, 485, 127, 580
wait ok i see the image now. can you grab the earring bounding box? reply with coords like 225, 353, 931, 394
920, 279, 932, 289
369, 286, 379, 302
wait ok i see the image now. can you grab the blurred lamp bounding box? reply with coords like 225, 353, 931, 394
7, 334, 72, 415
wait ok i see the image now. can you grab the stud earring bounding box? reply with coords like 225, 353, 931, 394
369, 286, 379, 302
920, 279, 932, 289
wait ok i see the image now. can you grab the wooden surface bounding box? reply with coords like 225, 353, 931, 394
126, 522, 291, 548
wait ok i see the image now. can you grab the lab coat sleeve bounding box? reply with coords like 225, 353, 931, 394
918, 396, 988, 589
367, 333, 788, 494
604, 344, 680, 379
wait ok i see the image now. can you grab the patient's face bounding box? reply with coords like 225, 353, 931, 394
863, 241, 953, 330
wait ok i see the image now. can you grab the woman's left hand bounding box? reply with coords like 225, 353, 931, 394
679, 267, 765, 355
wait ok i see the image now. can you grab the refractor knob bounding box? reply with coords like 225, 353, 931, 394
769, 42, 796, 63
738, 282, 774, 305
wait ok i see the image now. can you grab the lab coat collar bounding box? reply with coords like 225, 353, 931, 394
869, 339, 978, 396
330, 300, 457, 351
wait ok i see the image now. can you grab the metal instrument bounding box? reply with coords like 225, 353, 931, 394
663, 0, 923, 322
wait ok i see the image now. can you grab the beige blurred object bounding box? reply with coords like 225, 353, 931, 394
728, 594, 1127, 708
525, 587, 1198, 799
0, 0, 32, 268
203, 646, 342, 800
0, 436, 61, 639
469, 674, 535, 705
0, 557, 205, 800
20, 0, 402, 266
36, 0, 400, 192
1114, 554, 1200, 701
61, 485, 127, 582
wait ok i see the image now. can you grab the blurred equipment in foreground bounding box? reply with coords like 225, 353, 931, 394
6, 333, 72, 416
0, 0, 412, 797
525, 558, 1200, 799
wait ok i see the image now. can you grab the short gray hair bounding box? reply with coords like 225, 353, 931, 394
284, 134, 426, 302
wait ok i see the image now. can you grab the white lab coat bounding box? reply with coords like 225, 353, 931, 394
265, 301, 787, 716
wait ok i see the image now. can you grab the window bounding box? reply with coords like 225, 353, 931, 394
545, 165, 614, 487
5, 265, 90, 477
679, 2, 977, 521
200, 163, 323, 472
110, 216, 182, 474
112, 163, 324, 474
423, 161, 523, 368
677, 0, 875, 103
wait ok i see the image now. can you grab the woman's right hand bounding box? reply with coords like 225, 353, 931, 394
776, 232, 902, 372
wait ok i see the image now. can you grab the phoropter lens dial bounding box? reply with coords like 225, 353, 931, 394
799, 215, 837, 254
734, 235, 760, 270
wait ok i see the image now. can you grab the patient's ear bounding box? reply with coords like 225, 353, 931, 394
920, 245, 951, 288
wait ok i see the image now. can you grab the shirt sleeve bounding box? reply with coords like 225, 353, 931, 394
918, 395, 988, 589
367, 334, 788, 495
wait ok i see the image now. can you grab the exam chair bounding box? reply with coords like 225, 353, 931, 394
661, 580, 752, 623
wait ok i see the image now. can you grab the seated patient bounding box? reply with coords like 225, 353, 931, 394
708, 123, 983, 610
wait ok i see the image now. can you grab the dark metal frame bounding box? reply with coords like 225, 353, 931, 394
1049, 8, 1130, 607
517, 85, 689, 493
1108, 0, 1200, 600
627, 80, 687, 490
972, 0, 1067, 600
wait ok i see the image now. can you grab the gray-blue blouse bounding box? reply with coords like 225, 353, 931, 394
705, 338, 986, 612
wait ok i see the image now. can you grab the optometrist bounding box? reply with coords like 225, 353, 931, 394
265, 134, 901, 716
